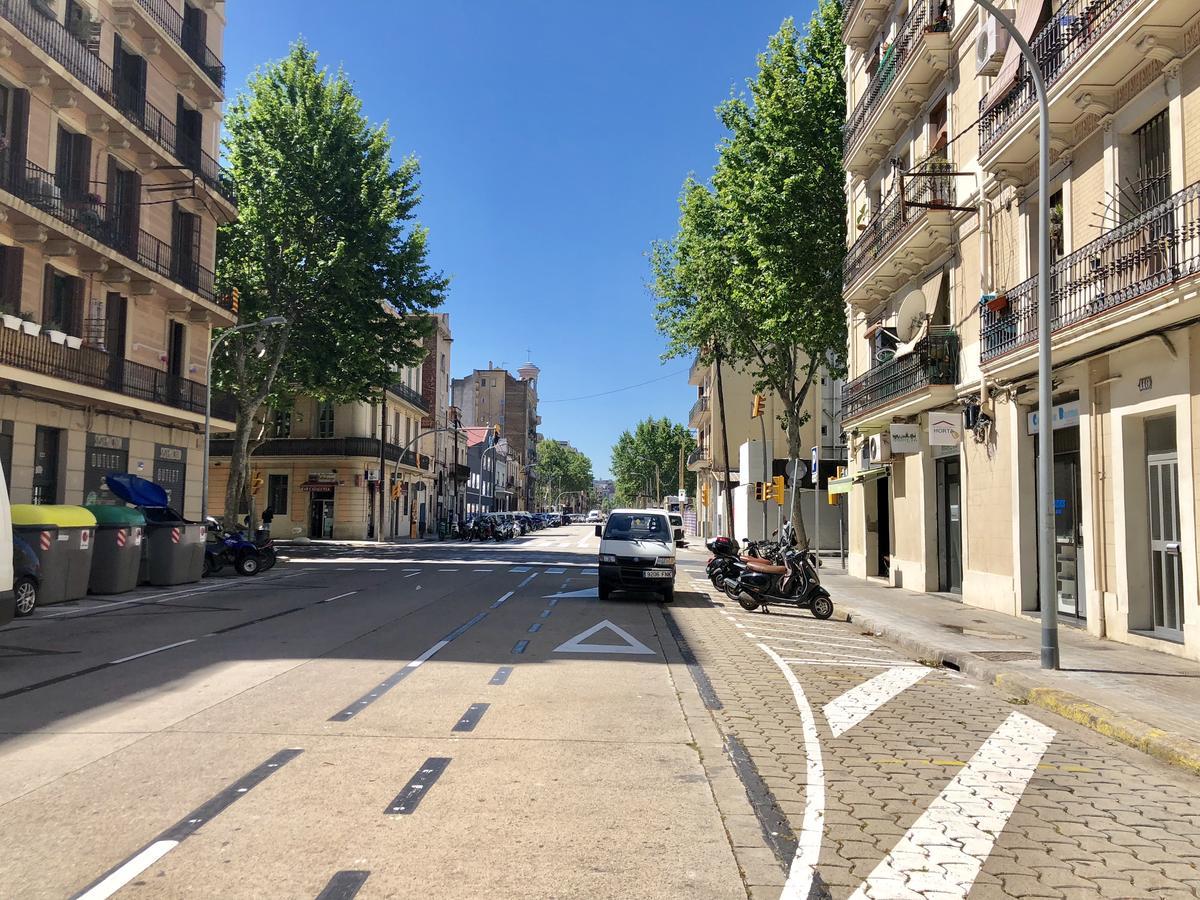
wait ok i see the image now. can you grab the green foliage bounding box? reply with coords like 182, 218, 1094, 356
648, 6, 846, 545
215, 42, 447, 408
610, 418, 696, 506
535, 441, 594, 506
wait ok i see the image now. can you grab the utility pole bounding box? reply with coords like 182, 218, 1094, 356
378, 390, 387, 540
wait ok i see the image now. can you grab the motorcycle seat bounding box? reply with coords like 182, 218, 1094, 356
746, 558, 787, 575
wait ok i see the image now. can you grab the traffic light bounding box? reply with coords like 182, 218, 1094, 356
251, 472, 263, 494
230, 287, 240, 315
751, 394, 765, 418
753, 481, 766, 501
701, 483, 710, 505
391, 482, 401, 500
772, 475, 785, 505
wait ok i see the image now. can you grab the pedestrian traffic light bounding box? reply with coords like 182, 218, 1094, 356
751, 394, 765, 418
772, 475, 785, 505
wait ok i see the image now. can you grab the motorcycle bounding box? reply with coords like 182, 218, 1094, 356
722, 533, 832, 619
204, 518, 275, 577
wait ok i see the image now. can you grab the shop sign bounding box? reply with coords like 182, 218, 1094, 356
300, 483, 335, 493
88, 434, 129, 451
1026, 400, 1079, 434
889, 423, 920, 454
928, 413, 961, 446
156, 444, 184, 462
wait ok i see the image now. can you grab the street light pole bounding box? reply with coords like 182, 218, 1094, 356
201, 316, 286, 522
975, 0, 1057, 668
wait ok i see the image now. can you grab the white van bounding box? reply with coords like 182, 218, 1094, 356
596, 508, 675, 602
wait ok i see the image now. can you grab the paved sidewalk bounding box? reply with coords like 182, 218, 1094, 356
821, 567, 1200, 775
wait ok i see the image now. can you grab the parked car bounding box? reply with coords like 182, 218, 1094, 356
11, 535, 40, 617
587, 510, 602, 523
669, 513, 687, 547
0, 466, 14, 626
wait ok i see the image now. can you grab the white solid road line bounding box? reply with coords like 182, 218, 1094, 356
76, 840, 179, 900
319, 591, 358, 604
109, 639, 196, 665
406, 640, 450, 668
780, 659, 902, 668
849, 711, 1056, 899
822, 666, 932, 737
759, 644, 824, 900
746, 634, 896, 654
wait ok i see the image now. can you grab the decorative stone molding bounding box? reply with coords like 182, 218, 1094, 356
51, 89, 78, 111
103, 268, 132, 285
22, 67, 50, 89
13, 225, 47, 244
44, 240, 76, 257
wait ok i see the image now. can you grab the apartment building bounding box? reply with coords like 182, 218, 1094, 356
207, 364, 434, 540
840, 0, 1200, 659
451, 360, 541, 510
0, 0, 234, 515
463, 427, 516, 516
687, 355, 843, 543
419, 312, 469, 530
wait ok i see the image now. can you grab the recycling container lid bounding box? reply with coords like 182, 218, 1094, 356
84, 505, 146, 526
12, 504, 98, 528
104, 473, 170, 509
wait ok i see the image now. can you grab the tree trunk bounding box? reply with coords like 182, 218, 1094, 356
714, 347, 736, 539
222, 406, 256, 532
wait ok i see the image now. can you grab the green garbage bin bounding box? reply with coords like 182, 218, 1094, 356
12, 505, 97, 606
84, 506, 145, 595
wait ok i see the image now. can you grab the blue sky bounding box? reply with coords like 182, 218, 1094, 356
223, 1, 816, 478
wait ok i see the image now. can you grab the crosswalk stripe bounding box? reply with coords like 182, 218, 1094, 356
848, 711, 1056, 900
822, 666, 931, 737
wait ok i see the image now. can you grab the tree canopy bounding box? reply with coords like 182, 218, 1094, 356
610, 418, 696, 507
534, 441, 594, 508
214, 43, 447, 524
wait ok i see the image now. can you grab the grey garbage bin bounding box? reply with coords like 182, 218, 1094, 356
85, 505, 145, 595
11, 505, 97, 606
103, 473, 205, 587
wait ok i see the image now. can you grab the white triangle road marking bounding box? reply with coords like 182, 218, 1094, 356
822, 665, 931, 737
553, 619, 656, 655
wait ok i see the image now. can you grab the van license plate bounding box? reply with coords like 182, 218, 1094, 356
643, 570, 672, 579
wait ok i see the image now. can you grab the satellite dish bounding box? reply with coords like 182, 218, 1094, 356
894, 286, 927, 342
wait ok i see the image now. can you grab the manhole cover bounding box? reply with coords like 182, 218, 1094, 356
973, 651, 1039, 661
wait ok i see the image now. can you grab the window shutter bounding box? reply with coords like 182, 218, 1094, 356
106, 155, 119, 226
9, 89, 28, 185
0, 246, 22, 314
41, 264, 53, 324
129, 170, 142, 240
70, 275, 84, 336
76, 134, 92, 198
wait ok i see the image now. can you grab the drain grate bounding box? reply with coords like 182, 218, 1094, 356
973, 650, 1039, 662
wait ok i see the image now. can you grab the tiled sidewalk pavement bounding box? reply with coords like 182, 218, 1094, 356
818, 568, 1200, 771
668, 559, 1200, 898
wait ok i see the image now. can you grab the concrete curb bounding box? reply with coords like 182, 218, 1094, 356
840, 602, 1200, 778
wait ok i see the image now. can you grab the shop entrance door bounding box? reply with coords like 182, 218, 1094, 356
1052, 451, 1085, 619
309, 497, 334, 539
1147, 452, 1183, 639
875, 475, 891, 577
936, 457, 962, 593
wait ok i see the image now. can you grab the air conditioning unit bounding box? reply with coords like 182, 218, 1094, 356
867, 432, 892, 465
975, 13, 1009, 76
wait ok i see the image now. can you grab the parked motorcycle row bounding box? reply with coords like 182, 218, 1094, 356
705, 521, 834, 619
460, 511, 571, 542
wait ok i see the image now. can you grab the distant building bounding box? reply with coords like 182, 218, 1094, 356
451, 360, 541, 510
593, 479, 615, 500
420, 314, 469, 529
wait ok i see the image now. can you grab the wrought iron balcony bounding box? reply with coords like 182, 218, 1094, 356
689, 395, 709, 425
978, 0, 1134, 155
688, 354, 706, 385
0, 0, 236, 206
844, 0, 952, 158
844, 162, 956, 290
208, 436, 427, 469
388, 380, 431, 414
2, 156, 223, 308
0, 319, 207, 414
842, 330, 959, 421
686, 446, 710, 469
981, 180, 1200, 363
129, 0, 225, 90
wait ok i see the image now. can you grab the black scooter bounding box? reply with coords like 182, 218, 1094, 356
722, 525, 833, 619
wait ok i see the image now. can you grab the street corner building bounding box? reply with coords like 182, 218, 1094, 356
839, 0, 1200, 659
0, 0, 233, 515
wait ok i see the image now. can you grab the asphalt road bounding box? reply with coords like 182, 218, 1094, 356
3, 523, 1199, 899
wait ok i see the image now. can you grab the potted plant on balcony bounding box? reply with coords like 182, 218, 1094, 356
64, 332, 83, 349
1, 310, 21, 331
984, 292, 1009, 313
17, 312, 40, 337
44, 321, 68, 345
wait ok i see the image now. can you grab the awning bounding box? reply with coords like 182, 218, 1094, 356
828, 468, 888, 494
983, 0, 1043, 110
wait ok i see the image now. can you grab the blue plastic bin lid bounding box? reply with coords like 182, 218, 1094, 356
104, 473, 170, 509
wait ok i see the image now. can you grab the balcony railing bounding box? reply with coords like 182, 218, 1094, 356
3, 156, 224, 308
689, 395, 709, 423
0, 0, 236, 206
978, 0, 1136, 154
844, 0, 951, 154
842, 330, 959, 420
132, 0, 224, 90
686, 446, 710, 467
844, 162, 956, 287
208, 436, 430, 468
689, 355, 705, 383
389, 381, 431, 414
0, 320, 206, 413
981, 180, 1200, 362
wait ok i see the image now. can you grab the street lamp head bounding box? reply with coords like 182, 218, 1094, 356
261, 316, 287, 327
